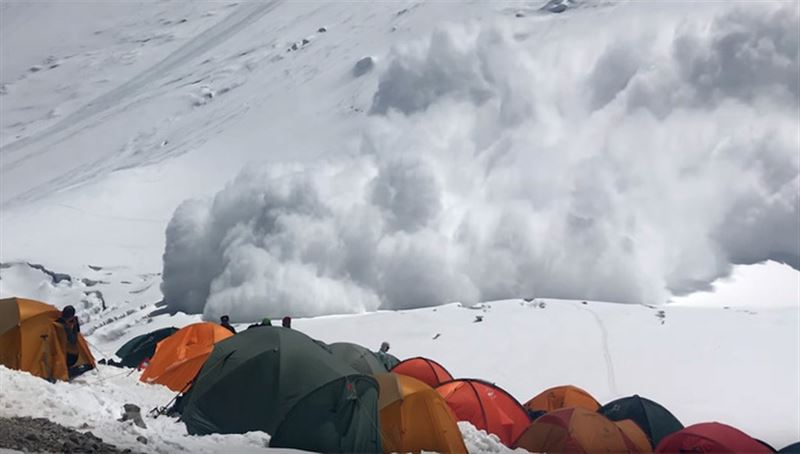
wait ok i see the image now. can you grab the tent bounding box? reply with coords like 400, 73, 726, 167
140, 322, 232, 391
374, 373, 467, 454
435, 379, 530, 447
181, 327, 381, 453
599, 394, 683, 447
513, 407, 638, 453
0, 297, 95, 381
115, 327, 178, 368
655, 422, 773, 453
328, 342, 388, 375
779, 442, 800, 453
524, 385, 600, 417
615, 419, 653, 453
392, 357, 453, 388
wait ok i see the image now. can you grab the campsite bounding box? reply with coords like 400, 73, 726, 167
1, 0, 799, 452
2, 294, 798, 453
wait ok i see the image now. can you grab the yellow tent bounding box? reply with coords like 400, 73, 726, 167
0, 297, 95, 381
375, 373, 467, 454
525, 384, 600, 414
615, 419, 653, 453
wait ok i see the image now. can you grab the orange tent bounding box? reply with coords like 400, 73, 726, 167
391, 357, 453, 388
375, 373, 467, 454
615, 419, 653, 453
525, 384, 600, 415
0, 297, 95, 381
436, 379, 530, 447
140, 322, 233, 391
512, 407, 639, 453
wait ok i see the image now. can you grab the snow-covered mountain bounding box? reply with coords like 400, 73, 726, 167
3, 0, 798, 312
1, 0, 799, 452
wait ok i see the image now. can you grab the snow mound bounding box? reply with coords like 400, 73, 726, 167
459, 421, 526, 453
0, 365, 276, 453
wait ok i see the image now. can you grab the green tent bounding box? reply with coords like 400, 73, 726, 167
115, 327, 178, 368
780, 442, 800, 453
181, 326, 382, 453
328, 342, 388, 375
599, 394, 683, 447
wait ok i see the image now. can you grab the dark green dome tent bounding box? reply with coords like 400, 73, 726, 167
328, 342, 388, 375
115, 326, 178, 368
779, 442, 800, 453
181, 327, 382, 453
599, 394, 683, 447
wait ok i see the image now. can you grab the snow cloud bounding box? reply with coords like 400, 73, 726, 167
162, 2, 799, 321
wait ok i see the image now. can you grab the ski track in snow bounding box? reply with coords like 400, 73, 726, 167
48, 203, 167, 224
573, 304, 619, 396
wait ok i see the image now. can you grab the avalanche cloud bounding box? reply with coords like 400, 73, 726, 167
162, 2, 799, 321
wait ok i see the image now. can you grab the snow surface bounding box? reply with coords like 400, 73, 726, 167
2, 0, 506, 272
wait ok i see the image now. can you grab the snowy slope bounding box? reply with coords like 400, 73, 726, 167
1, 0, 515, 272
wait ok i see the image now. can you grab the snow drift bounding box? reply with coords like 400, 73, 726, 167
162, 2, 800, 321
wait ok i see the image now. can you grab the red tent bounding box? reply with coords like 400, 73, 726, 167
436, 379, 530, 447
391, 357, 453, 388
655, 422, 772, 453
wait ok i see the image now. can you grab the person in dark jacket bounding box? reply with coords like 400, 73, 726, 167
282, 316, 291, 328
55, 305, 93, 378
55, 305, 80, 366
376, 341, 390, 366
220, 315, 236, 334
376, 341, 399, 370
246, 318, 272, 330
